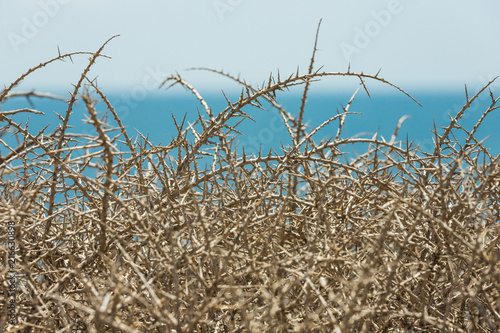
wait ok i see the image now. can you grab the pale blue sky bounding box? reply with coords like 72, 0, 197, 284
1, 1, 499, 94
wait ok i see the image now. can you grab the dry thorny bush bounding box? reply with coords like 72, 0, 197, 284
1, 28, 499, 332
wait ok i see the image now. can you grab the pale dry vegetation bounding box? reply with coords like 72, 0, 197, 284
1, 28, 499, 332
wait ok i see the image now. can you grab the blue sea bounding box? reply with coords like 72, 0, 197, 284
2, 89, 500, 165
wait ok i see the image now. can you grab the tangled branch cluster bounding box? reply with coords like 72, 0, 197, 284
1, 32, 499, 332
